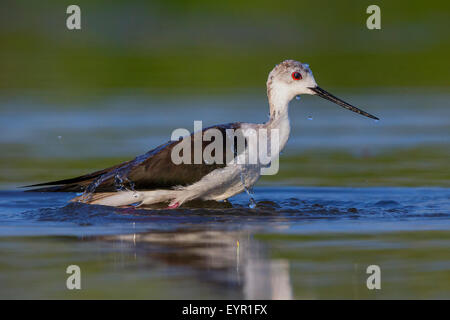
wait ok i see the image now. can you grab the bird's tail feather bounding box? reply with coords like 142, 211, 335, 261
21, 161, 132, 192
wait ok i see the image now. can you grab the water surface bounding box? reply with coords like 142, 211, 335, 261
0, 187, 449, 299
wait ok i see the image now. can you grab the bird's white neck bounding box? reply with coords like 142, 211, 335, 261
266, 86, 292, 152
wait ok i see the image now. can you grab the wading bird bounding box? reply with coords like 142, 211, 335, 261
26, 60, 378, 208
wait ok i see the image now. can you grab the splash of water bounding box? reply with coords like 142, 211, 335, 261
79, 168, 137, 203
115, 173, 138, 198
114, 174, 125, 191
79, 175, 106, 203
240, 170, 256, 209
248, 196, 257, 209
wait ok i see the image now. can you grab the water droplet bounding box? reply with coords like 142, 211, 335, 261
127, 178, 136, 191
248, 197, 257, 209
307, 116, 313, 121
374, 119, 379, 123
114, 174, 124, 191
295, 95, 301, 100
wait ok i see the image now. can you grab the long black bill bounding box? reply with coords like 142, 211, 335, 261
309, 86, 379, 120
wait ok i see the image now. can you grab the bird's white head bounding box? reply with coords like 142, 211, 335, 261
267, 59, 317, 101
267, 59, 379, 120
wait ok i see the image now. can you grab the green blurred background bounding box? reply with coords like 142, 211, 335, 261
1, 0, 449, 94
0, 0, 449, 187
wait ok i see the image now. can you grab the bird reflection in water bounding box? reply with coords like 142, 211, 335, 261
98, 227, 293, 299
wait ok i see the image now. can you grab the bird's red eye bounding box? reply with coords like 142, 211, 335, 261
292, 72, 302, 80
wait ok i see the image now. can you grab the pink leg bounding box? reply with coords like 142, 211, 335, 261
168, 202, 180, 209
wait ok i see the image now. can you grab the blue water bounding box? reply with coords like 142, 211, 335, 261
1, 92, 449, 160
0, 187, 449, 299
1, 187, 449, 236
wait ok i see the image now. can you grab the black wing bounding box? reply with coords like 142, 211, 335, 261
24, 123, 243, 192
